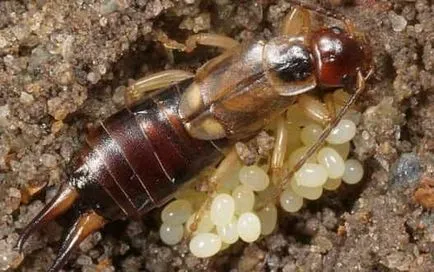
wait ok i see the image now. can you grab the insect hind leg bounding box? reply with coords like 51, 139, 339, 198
186, 149, 240, 235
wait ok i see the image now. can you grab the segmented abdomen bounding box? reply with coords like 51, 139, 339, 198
79, 80, 225, 219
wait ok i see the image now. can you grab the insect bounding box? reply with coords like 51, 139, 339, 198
15, 1, 373, 271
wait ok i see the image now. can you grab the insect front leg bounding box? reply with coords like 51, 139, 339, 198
176, 33, 240, 81
300, 91, 361, 124
156, 30, 239, 53
124, 70, 195, 106
184, 33, 240, 53
297, 94, 331, 125
270, 93, 337, 186
281, 6, 312, 36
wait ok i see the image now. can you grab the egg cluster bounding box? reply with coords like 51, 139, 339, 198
159, 90, 364, 258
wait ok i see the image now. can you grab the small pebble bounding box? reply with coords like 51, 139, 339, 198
19, 92, 34, 104
40, 153, 57, 168
87, 72, 101, 84
112, 86, 126, 106
388, 11, 407, 32
237, 212, 261, 242
235, 142, 259, 166
0, 247, 22, 271
189, 233, 222, 258
342, 159, 364, 184
76, 255, 93, 266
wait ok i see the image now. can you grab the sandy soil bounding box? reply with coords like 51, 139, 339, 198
0, 0, 433, 271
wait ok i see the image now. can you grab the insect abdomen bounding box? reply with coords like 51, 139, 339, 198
77, 80, 225, 220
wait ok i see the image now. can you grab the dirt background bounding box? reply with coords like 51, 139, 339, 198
0, 0, 433, 271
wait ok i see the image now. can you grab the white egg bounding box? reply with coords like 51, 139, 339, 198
279, 189, 303, 212
210, 194, 235, 226
189, 233, 222, 258
342, 159, 364, 184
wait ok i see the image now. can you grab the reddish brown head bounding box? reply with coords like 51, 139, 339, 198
310, 26, 371, 87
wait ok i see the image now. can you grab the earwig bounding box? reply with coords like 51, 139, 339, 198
16, 2, 373, 271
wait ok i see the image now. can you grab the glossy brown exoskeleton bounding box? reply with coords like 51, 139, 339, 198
16, 1, 373, 271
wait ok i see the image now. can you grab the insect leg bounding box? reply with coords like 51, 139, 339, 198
270, 116, 288, 185
297, 94, 331, 125
286, 0, 355, 33
186, 149, 239, 235
125, 70, 194, 106
324, 93, 337, 120
332, 89, 356, 108
184, 110, 227, 140
184, 33, 240, 53
47, 210, 105, 272
155, 29, 239, 52
278, 70, 369, 192
15, 184, 79, 253
281, 7, 312, 36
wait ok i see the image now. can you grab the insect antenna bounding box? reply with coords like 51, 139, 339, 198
47, 210, 105, 272
286, 0, 355, 33
15, 183, 79, 253
278, 69, 373, 192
